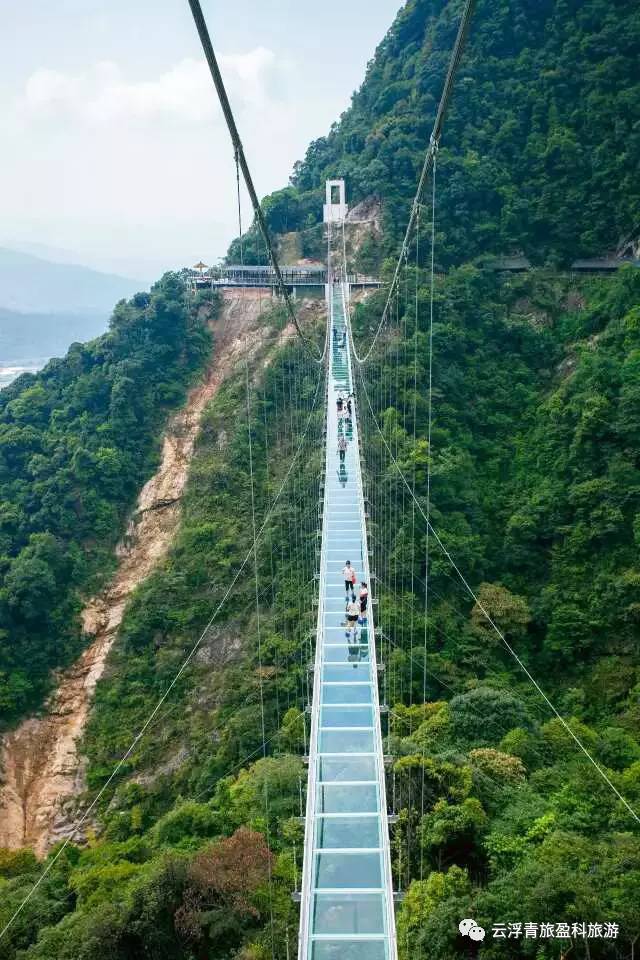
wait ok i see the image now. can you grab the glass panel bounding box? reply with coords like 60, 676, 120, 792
316, 783, 378, 813
322, 645, 370, 664
316, 817, 380, 849
311, 941, 387, 960
312, 892, 385, 935
323, 664, 371, 683
319, 730, 375, 753
319, 756, 376, 781
321, 706, 373, 728
323, 685, 373, 705
315, 852, 382, 888
323, 622, 364, 639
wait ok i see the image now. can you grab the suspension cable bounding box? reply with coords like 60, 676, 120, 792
244, 354, 276, 958
420, 149, 437, 880
235, 147, 244, 267
186, 0, 323, 361
350, 0, 476, 365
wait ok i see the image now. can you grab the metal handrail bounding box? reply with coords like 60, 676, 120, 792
341, 279, 398, 960
297, 282, 332, 960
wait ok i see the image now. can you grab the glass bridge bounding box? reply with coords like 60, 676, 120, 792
298, 283, 397, 960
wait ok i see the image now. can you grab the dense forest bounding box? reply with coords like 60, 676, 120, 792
0, 274, 211, 719
1, 0, 640, 958
353, 262, 640, 956
232, 0, 640, 268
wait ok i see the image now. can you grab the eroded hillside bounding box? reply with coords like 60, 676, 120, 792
0, 290, 311, 855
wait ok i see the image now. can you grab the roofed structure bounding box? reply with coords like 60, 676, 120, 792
570, 258, 640, 272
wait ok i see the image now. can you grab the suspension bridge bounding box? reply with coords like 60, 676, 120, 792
4, 0, 640, 954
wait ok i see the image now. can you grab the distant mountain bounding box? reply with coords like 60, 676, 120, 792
6, 241, 106, 270
6, 241, 162, 285
0, 247, 145, 315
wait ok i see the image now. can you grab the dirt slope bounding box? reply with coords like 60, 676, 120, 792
0, 290, 286, 856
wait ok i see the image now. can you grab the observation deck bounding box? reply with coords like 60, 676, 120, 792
187, 264, 382, 295
298, 283, 397, 960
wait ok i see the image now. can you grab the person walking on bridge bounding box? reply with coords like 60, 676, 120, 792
344, 405, 353, 437
346, 598, 360, 631
359, 581, 369, 620
338, 435, 348, 463
343, 561, 357, 602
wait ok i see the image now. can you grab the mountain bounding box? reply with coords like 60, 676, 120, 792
250, 0, 640, 267
7, 241, 170, 286
0, 308, 110, 388
0, 275, 213, 722
0, 247, 144, 315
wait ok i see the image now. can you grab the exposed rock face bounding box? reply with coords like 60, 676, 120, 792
346, 196, 382, 225
342, 197, 383, 274
0, 290, 286, 856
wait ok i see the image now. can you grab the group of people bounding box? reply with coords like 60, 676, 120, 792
333, 332, 366, 638
337, 392, 355, 463
342, 560, 368, 641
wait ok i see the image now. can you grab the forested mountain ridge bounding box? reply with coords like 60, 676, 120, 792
250, 0, 640, 266
349, 263, 640, 955
0, 275, 212, 720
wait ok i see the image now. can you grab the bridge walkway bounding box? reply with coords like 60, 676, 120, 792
298, 283, 397, 960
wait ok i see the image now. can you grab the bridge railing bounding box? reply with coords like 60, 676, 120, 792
187, 267, 382, 289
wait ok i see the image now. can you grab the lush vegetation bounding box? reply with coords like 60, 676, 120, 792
0, 274, 212, 720
4, 264, 639, 959
245, 0, 640, 268
0, 324, 324, 959
353, 263, 640, 956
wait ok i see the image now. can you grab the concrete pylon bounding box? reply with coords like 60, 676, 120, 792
323, 179, 348, 223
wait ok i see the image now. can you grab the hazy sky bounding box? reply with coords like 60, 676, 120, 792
1, 0, 401, 280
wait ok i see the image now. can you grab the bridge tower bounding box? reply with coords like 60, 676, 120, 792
323, 179, 348, 224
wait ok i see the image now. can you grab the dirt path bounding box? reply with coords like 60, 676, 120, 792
0, 290, 282, 856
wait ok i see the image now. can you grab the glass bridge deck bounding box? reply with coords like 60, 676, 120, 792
298, 284, 397, 960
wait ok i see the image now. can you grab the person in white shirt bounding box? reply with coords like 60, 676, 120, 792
346, 598, 360, 628
342, 561, 357, 601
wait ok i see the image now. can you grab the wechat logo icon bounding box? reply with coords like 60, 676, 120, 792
459, 918, 486, 941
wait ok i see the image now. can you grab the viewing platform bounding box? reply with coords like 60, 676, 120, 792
187, 264, 382, 296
